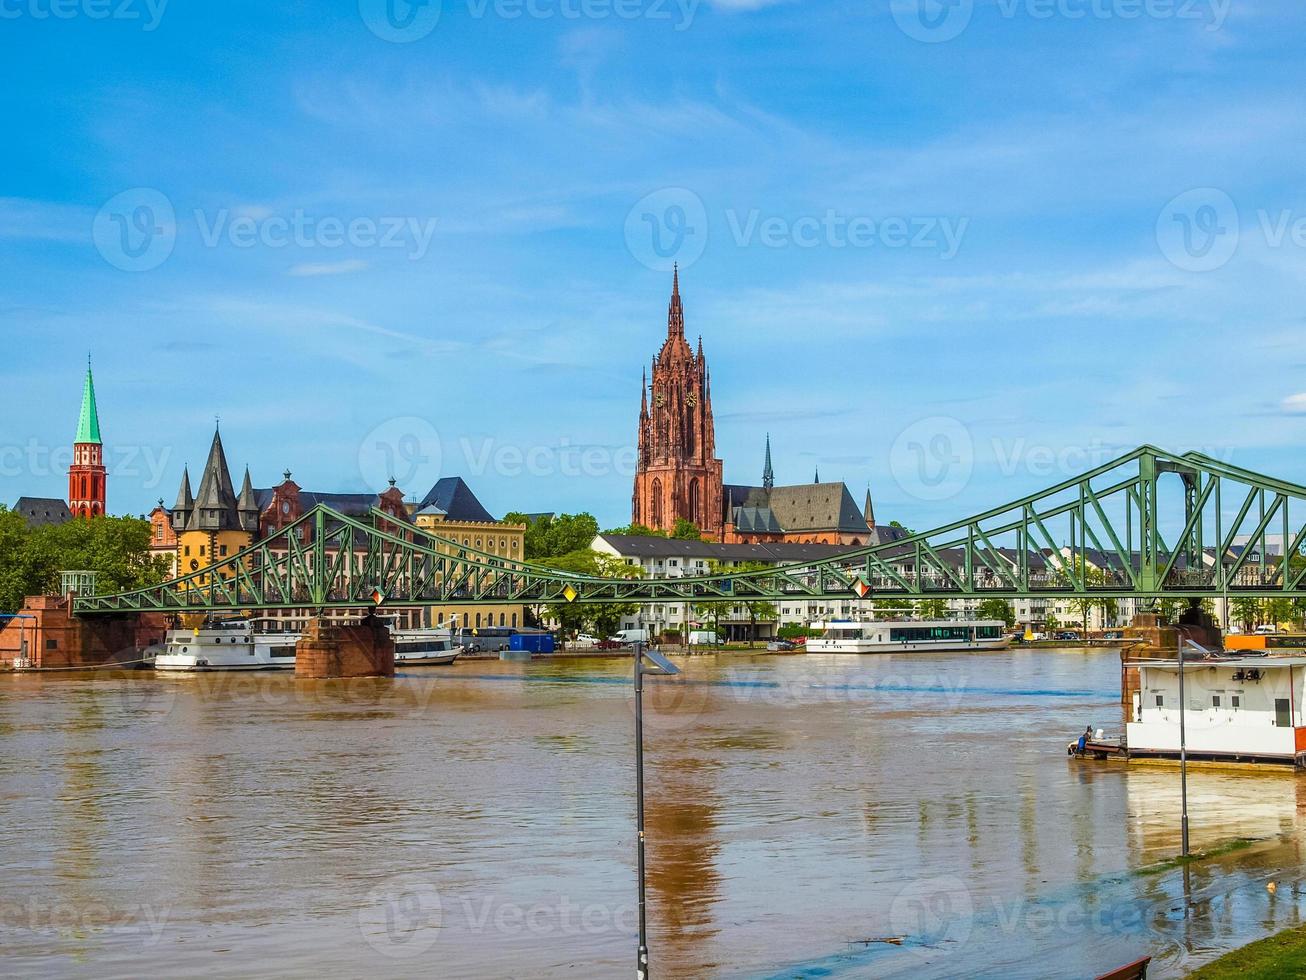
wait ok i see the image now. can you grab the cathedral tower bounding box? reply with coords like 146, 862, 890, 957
632, 267, 724, 538
68, 357, 107, 518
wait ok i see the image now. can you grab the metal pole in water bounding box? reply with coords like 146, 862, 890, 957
1178, 639, 1190, 857
635, 635, 648, 980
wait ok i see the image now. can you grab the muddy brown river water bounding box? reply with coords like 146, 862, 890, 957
2, 647, 1304, 978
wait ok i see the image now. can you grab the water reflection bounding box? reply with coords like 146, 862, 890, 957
1, 650, 1303, 978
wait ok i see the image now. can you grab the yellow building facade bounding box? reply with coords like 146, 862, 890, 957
413, 507, 527, 632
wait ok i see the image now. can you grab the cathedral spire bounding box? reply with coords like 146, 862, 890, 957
814, 465, 820, 483
640, 367, 648, 416
864, 485, 876, 529
762, 433, 774, 492
667, 263, 684, 338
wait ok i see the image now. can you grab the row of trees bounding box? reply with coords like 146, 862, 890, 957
0, 507, 171, 612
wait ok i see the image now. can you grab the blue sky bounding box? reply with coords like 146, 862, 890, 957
2, 0, 1304, 530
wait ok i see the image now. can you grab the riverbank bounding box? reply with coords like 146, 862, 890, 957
1187, 921, 1306, 978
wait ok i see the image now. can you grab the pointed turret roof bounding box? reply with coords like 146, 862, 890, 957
863, 486, 875, 528
762, 433, 774, 492
75, 356, 102, 445
814, 466, 821, 483
238, 467, 257, 509
190, 426, 242, 530
174, 466, 194, 511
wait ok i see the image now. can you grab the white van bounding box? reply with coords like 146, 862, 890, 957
611, 629, 650, 645
688, 630, 719, 646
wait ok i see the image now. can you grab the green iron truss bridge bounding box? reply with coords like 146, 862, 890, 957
73, 445, 1306, 616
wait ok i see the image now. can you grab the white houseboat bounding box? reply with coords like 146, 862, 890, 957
1126, 654, 1306, 767
806, 619, 1011, 654
153, 619, 299, 672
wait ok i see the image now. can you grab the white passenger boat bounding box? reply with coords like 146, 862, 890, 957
392, 629, 461, 667
153, 619, 299, 671
806, 619, 1011, 654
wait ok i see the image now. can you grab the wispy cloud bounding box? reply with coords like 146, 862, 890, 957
288, 258, 369, 277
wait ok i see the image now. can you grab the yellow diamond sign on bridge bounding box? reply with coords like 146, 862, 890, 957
562, 584, 578, 603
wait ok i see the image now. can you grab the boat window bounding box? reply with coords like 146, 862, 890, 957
1275, 698, 1291, 727
1211, 695, 1221, 708
1155, 694, 1163, 707
1231, 695, 1241, 709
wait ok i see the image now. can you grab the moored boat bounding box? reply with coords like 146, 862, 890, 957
153, 619, 299, 671
393, 628, 461, 667
805, 619, 1011, 654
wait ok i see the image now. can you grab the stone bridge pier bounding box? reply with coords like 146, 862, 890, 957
294, 613, 394, 679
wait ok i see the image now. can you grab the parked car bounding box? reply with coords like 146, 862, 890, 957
610, 628, 651, 645
766, 638, 796, 651
573, 633, 600, 648
1054, 630, 1080, 641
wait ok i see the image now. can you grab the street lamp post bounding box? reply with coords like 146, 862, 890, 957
1178, 640, 1198, 857
632, 634, 679, 980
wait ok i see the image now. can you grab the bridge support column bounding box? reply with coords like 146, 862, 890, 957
294, 614, 394, 679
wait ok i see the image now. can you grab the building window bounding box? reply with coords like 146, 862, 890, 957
511, 613, 517, 627
220, 545, 228, 556
499, 613, 505, 626
199, 545, 206, 556
475, 613, 482, 628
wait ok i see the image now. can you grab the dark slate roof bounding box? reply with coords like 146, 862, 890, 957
725, 481, 871, 535
764, 482, 869, 534
419, 477, 495, 523
596, 534, 858, 563
733, 506, 782, 534
13, 497, 71, 527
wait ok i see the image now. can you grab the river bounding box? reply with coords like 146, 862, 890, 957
2, 647, 1304, 978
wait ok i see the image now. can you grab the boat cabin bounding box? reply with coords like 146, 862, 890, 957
1126, 655, 1306, 766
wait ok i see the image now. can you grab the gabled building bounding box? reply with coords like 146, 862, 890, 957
171, 426, 258, 584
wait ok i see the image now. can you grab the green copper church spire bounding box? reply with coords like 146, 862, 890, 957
75, 355, 102, 445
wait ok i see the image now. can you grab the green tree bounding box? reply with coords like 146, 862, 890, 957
534, 549, 642, 642
873, 596, 914, 620
0, 510, 170, 612
603, 523, 667, 538
504, 512, 600, 560
977, 597, 1015, 627
670, 519, 702, 540
1230, 596, 1262, 631
917, 598, 950, 619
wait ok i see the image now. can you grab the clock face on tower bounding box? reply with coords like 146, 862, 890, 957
654, 391, 665, 407
687, 391, 697, 407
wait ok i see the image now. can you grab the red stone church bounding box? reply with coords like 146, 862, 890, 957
632, 269, 891, 547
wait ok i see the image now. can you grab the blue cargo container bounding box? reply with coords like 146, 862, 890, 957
509, 633, 555, 654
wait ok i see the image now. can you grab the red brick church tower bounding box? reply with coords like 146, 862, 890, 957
632, 267, 725, 538
68, 357, 106, 518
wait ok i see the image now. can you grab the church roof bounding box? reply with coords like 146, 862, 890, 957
75, 359, 102, 445
185, 428, 248, 532
733, 505, 783, 534
725, 481, 870, 535
418, 477, 495, 523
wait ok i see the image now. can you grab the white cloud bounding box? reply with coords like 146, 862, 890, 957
287, 258, 369, 277
1281, 393, 1306, 415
